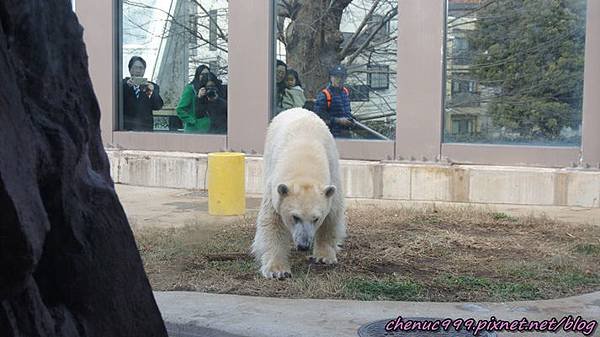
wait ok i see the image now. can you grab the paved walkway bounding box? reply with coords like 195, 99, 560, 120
154, 291, 600, 337
115, 184, 600, 337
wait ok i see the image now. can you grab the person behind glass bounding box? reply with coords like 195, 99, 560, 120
281, 68, 306, 109
176, 65, 212, 133
122, 56, 164, 131
274, 60, 287, 114
314, 64, 354, 138
196, 72, 227, 134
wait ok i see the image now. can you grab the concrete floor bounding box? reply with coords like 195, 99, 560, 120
116, 184, 600, 230
115, 183, 600, 337
155, 291, 600, 337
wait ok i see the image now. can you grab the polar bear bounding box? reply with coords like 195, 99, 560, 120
252, 108, 346, 279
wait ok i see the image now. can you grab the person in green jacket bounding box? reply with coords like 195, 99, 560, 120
176, 65, 211, 133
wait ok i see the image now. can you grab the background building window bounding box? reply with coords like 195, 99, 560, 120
367, 64, 390, 90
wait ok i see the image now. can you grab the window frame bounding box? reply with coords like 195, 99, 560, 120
367, 64, 390, 90
113, 0, 228, 153
269, 0, 395, 160
435, 0, 595, 168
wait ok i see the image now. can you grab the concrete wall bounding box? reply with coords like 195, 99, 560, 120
106, 149, 600, 208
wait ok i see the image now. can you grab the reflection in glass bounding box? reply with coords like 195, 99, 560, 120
176, 67, 227, 133
122, 56, 165, 131
273, 0, 398, 140
121, 0, 228, 133
444, 0, 587, 146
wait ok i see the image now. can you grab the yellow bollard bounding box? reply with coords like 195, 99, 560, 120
208, 152, 246, 216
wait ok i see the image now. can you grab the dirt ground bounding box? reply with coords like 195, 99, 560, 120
134, 204, 600, 302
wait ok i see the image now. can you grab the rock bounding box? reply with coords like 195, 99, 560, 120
0, 1, 167, 336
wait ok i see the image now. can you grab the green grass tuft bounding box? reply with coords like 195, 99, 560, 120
344, 278, 424, 301
490, 212, 518, 222
574, 243, 600, 256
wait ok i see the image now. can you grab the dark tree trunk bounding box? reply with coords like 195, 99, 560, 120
285, 0, 348, 99
0, 1, 167, 336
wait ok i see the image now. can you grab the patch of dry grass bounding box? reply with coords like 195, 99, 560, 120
134, 205, 600, 301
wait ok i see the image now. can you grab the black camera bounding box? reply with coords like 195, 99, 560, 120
206, 88, 217, 99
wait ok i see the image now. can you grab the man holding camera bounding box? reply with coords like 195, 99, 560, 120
122, 56, 164, 131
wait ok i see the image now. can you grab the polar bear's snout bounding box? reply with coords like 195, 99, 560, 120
293, 221, 315, 251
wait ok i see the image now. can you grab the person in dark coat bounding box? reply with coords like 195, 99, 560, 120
196, 72, 227, 134
122, 56, 164, 131
274, 59, 288, 115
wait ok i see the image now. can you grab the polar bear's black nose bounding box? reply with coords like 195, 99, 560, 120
297, 244, 310, 251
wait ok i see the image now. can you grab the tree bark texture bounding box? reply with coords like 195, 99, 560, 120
284, 0, 349, 99
0, 1, 167, 336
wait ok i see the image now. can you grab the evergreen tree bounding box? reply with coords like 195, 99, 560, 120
467, 0, 587, 141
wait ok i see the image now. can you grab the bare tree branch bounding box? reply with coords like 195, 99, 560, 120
278, 0, 301, 19
335, 0, 354, 10
345, 5, 397, 66
276, 16, 287, 45
339, 0, 381, 60
124, 0, 228, 53
361, 35, 396, 52
447, 0, 499, 25
191, 0, 228, 43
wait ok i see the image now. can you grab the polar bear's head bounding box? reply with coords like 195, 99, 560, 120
275, 180, 336, 251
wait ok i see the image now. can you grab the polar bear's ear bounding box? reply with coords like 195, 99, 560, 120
277, 184, 289, 196
324, 185, 336, 198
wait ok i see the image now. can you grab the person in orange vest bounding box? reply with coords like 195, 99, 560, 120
314, 64, 354, 138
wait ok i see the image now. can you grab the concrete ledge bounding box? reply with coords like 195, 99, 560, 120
381, 164, 411, 200
567, 171, 600, 208
244, 156, 263, 195
106, 149, 600, 208
106, 149, 120, 183
469, 166, 556, 205
116, 150, 207, 190
340, 160, 381, 198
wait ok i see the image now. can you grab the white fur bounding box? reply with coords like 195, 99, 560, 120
252, 108, 346, 279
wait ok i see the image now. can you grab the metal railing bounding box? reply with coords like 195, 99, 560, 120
351, 119, 391, 140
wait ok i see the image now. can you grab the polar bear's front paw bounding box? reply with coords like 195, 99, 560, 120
262, 263, 292, 280
308, 254, 338, 265
310, 245, 338, 265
